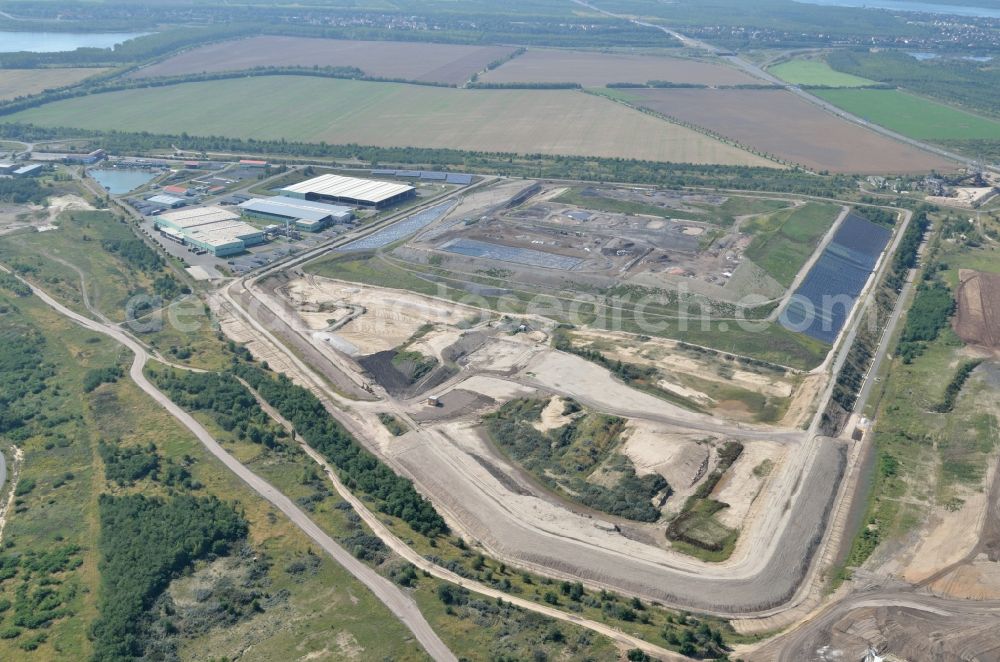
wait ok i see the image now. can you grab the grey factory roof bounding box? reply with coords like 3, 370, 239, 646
147, 194, 186, 206
158, 206, 241, 228
239, 196, 353, 222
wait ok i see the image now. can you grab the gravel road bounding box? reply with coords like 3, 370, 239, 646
12, 270, 457, 662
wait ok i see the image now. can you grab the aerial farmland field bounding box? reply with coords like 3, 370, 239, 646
0, 68, 108, 101
812, 88, 1000, 141
625, 87, 956, 173
768, 59, 876, 87
130, 36, 518, 85
479, 48, 757, 87
4, 76, 774, 166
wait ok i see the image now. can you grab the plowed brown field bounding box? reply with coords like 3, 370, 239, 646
628, 87, 956, 174
130, 36, 516, 85
955, 269, 1000, 349
480, 48, 756, 87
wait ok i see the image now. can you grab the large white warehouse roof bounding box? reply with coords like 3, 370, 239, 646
281, 174, 414, 206
158, 206, 240, 229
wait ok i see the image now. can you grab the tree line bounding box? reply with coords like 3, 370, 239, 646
232, 362, 448, 537
0, 122, 856, 198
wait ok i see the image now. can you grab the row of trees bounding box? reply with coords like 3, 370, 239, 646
886, 207, 931, 291
232, 363, 448, 537
150, 370, 283, 449
0, 120, 854, 197
932, 360, 983, 413
898, 280, 955, 363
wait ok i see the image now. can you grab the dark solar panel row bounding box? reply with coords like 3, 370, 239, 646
829, 212, 892, 262
780, 212, 892, 344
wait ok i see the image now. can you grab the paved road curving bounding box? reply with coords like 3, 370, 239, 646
11, 270, 457, 662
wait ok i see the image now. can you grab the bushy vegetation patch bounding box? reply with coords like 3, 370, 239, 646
91, 494, 247, 662
484, 399, 668, 522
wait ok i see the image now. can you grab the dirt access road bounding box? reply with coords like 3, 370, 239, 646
229, 272, 848, 618
7, 267, 457, 662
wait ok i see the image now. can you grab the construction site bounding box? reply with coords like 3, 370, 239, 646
393, 183, 800, 304
213, 175, 886, 623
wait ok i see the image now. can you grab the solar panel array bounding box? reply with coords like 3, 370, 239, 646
339, 201, 456, 252
780, 212, 892, 344
439, 238, 583, 271
370, 169, 473, 185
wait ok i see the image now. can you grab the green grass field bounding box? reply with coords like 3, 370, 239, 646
814, 88, 1000, 141
769, 59, 875, 87
3, 76, 771, 166
0, 68, 108, 102
744, 202, 840, 287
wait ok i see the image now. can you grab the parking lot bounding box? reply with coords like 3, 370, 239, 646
138, 215, 343, 277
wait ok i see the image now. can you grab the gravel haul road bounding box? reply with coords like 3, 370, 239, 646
12, 271, 457, 662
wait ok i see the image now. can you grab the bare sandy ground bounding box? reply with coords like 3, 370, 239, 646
436, 179, 539, 226
436, 374, 536, 402
656, 376, 713, 404
713, 441, 784, 529
929, 559, 1000, 599
533, 396, 575, 432
900, 484, 993, 584
526, 349, 688, 416
410, 326, 469, 363
0, 194, 94, 236
463, 334, 543, 373
47, 194, 94, 220
570, 328, 795, 399
237, 276, 854, 616
779, 372, 823, 429
865, 455, 998, 587
0, 446, 23, 546
283, 276, 472, 355
623, 421, 713, 514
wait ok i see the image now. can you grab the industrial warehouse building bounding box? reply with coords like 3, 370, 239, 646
281, 174, 415, 209
238, 195, 353, 232
155, 206, 265, 257
13, 164, 44, 178
147, 194, 187, 208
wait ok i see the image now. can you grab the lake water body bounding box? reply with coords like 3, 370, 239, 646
89, 168, 158, 194
796, 0, 1000, 18
0, 31, 148, 53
